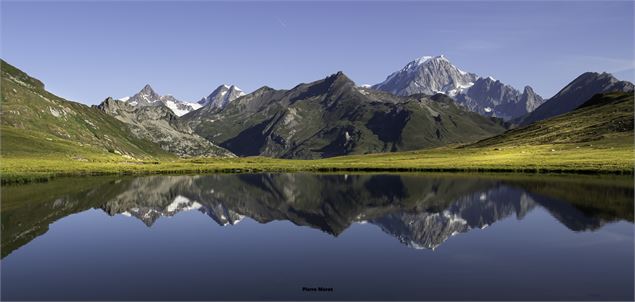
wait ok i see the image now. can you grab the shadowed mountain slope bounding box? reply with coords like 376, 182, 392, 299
518, 72, 634, 125
184, 72, 506, 159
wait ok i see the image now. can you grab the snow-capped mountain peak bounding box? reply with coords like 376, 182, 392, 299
198, 84, 246, 109
118, 85, 202, 116
409, 56, 433, 68
404, 55, 450, 71
372, 55, 479, 97
372, 54, 545, 120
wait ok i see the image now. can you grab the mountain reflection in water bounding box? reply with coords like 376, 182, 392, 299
2, 173, 632, 258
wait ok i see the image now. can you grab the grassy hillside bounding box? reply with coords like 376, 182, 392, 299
1, 60, 175, 161
472, 92, 633, 147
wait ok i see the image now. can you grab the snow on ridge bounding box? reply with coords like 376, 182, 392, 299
166, 195, 202, 213
413, 55, 434, 65
401, 54, 454, 73
164, 100, 190, 117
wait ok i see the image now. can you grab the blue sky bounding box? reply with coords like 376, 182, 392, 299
1, 1, 634, 104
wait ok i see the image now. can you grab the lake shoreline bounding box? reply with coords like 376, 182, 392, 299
2, 157, 633, 185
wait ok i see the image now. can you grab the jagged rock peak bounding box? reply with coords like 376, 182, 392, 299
326, 71, 353, 84
141, 84, 155, 93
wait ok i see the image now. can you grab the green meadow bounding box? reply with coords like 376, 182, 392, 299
2, 139, 633, 184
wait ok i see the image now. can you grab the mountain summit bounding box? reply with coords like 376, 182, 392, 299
372, 55, 544, 120
198, 84, 245, 109
372, 55, 478, 97
125, 84, 161, 106
120, 85, 202, 116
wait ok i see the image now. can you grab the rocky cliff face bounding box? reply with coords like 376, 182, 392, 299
454, 77, 545, 120
521, 86, 544, 112
97, 97, 234, 157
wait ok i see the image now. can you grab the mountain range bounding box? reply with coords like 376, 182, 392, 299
1, 56, 633, 160
118, 83, 245, 116
120, 84, 202, 116
0, 60, 232, 159
184, 72, 506, 158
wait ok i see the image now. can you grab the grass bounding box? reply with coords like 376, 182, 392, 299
2, 138, 633, 184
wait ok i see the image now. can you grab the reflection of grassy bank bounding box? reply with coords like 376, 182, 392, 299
1, 175, 132, 258
1, 140, 633, 184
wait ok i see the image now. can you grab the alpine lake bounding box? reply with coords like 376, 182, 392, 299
1, 173, 633, 301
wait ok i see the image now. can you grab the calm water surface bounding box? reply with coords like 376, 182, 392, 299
1, 173, 633, 300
